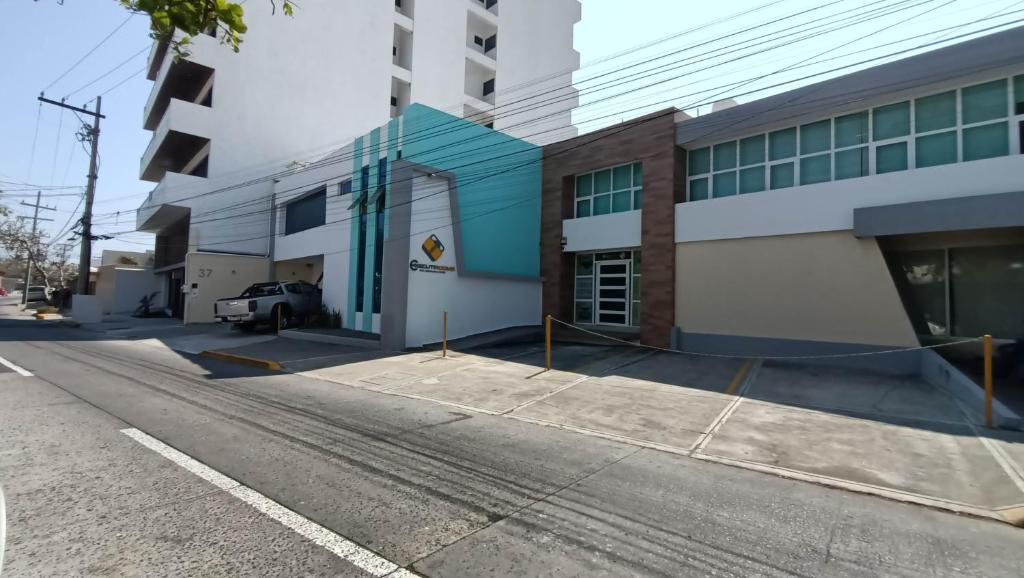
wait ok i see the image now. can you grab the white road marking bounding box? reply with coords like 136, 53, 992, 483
120, 428, 419, 577
0, 355, 32, 377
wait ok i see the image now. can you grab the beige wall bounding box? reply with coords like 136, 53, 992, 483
184, 253, 271, 323
274, 256, 324, 284
675, 231, 918, 347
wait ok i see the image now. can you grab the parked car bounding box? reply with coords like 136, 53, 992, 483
25, 285, 51, 303
214, 281, 321, 330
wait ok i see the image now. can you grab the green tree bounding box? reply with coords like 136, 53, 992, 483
119, 0, 294, 57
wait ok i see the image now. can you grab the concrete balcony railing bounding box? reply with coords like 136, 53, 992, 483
144, 32, 217, 128
136, 171, 206, 232
140, 98, 212, 182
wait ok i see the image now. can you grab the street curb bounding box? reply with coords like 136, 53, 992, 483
690, 451, 1024, 528
199, 350, 283, 371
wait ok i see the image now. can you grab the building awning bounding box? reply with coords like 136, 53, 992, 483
853, 190, 1024, 238
367, 185, 386, 205
346, 189, 368, 210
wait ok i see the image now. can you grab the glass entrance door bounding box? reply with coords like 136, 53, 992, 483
595, 260, 631, 326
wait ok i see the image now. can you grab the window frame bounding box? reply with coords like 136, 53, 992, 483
283, 186, 328, 236
573, 161, 643, 218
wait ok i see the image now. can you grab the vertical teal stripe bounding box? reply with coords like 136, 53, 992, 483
361, 128, 381, 332
345, 136, 364, 330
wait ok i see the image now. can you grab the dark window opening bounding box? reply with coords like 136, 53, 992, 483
391, 96, 398, 107
474, 36, 484, 47
361, 165, 370, 190
187, 155, 209, 178
378, 157, 388, 187
482, 78, 495, 97
372, 192, 386, 314
355, 200, 368, 311
340, 180, 352, 195
484, 34, 497, 53
284, 187, 327, 235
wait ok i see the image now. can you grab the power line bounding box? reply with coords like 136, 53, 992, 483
42, 14, 134, 93
64, 45, 150, 99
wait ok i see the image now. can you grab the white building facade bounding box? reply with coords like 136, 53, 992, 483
135, 0, 580, 323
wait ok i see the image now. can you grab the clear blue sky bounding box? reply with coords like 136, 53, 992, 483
1, 0, 1021, 255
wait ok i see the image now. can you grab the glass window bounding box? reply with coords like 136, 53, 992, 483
800, 120, 831, 155
689, 178, 709, 201
593, 194, 611, 215
575, 278, 593, 300
593, 169, 611, 194
575, 199, 590, 218
835, 112, 869, 148
713, 141, 737, 171
576, 173, 592, 198
633, 189, 642, 210
633, 162, 643, 186
713, 171, 737, 197
739, 134, 765, 166
576, 253, 594, 276
915, 91, 957, 133
769, 162, 794, 189
876, 141, 908, 174
962, 79, 1008, 125
284, 188, 327, 235
800, 153, 831, 185
962, 122, 1009, 161
613, 164, 632, 190
886, 250, 948, 336
688, 147, 710, 175
612, 190, 631, 213
739, 166, 765, 194
835, 147, 868, 180
769, 128, 797, 160
1014, 74, 1024, 115
915, 131, 957, 168
950, 245, 1024, 339
575, 301, 593, 324
873, 101, 910, 141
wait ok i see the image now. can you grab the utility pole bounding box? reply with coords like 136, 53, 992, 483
18, 190, 56, 306
38, 94, 104, 295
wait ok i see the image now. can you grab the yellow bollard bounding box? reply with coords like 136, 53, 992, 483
984, 334, 993, 428
443, 311, 448, 358
545, 315, 552, 371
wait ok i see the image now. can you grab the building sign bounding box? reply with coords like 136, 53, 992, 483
409, 260, 455, 274
422, 234, 445, 261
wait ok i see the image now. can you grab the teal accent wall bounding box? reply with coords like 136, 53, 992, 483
401, 104, 542, 278
361, 128, 381, 332
385, 118, 400, 240
345, 136, 364, 330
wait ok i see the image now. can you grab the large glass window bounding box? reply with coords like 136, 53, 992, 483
873, 101, 910, 141
574, 253, 594, 324
963, 122, 1009, 161
916, 131, 957, 168
284, 187, 327, 235
962, 79, 1008, 125
575, 162, 643, 217
575, 250, 641, 327
683, 74, 1019, 202
887, 245, 1024, 339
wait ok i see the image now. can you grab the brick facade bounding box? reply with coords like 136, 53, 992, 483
541, 109, 681, 347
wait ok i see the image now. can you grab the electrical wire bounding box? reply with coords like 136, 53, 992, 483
64, 45, 150, 99
42, 14, 134, 94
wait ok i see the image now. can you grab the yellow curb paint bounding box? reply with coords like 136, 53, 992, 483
200, 350, 283, 371
724, 359, 753, 396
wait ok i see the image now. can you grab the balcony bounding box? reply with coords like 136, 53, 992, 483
394, 0, 414, 20
468, 0, 498, 22
140, 98, 212, 183
136, 171, 204, 232
144, 58, 214, 131
466, 9, 497, 62
393, 24, 413, 71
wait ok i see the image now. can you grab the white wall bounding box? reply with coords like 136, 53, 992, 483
184, 253, 271, 323
404, 175, 541, 348
676, 155, 1024, 242
562, 210, 641, 252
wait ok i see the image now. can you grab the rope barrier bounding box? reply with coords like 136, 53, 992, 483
549, 317, 983, 361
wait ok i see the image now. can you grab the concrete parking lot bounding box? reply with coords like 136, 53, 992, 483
159, 332, 1024, 525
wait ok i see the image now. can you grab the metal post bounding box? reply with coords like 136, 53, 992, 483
442, 311, 448, 358
545, 315, 552, 371
984, 334, 993, 428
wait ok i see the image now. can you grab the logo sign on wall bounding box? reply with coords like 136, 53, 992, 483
411, 234, 455, 274
421, 234, 445, 261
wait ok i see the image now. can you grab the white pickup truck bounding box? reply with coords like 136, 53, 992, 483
214, 281, 321, 330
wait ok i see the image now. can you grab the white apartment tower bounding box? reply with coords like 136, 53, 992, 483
135, 0, 580, 321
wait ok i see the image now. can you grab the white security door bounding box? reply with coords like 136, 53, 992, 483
595, 260, 631, 326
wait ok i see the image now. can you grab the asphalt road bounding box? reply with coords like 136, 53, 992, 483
1, 302, 1022, 577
